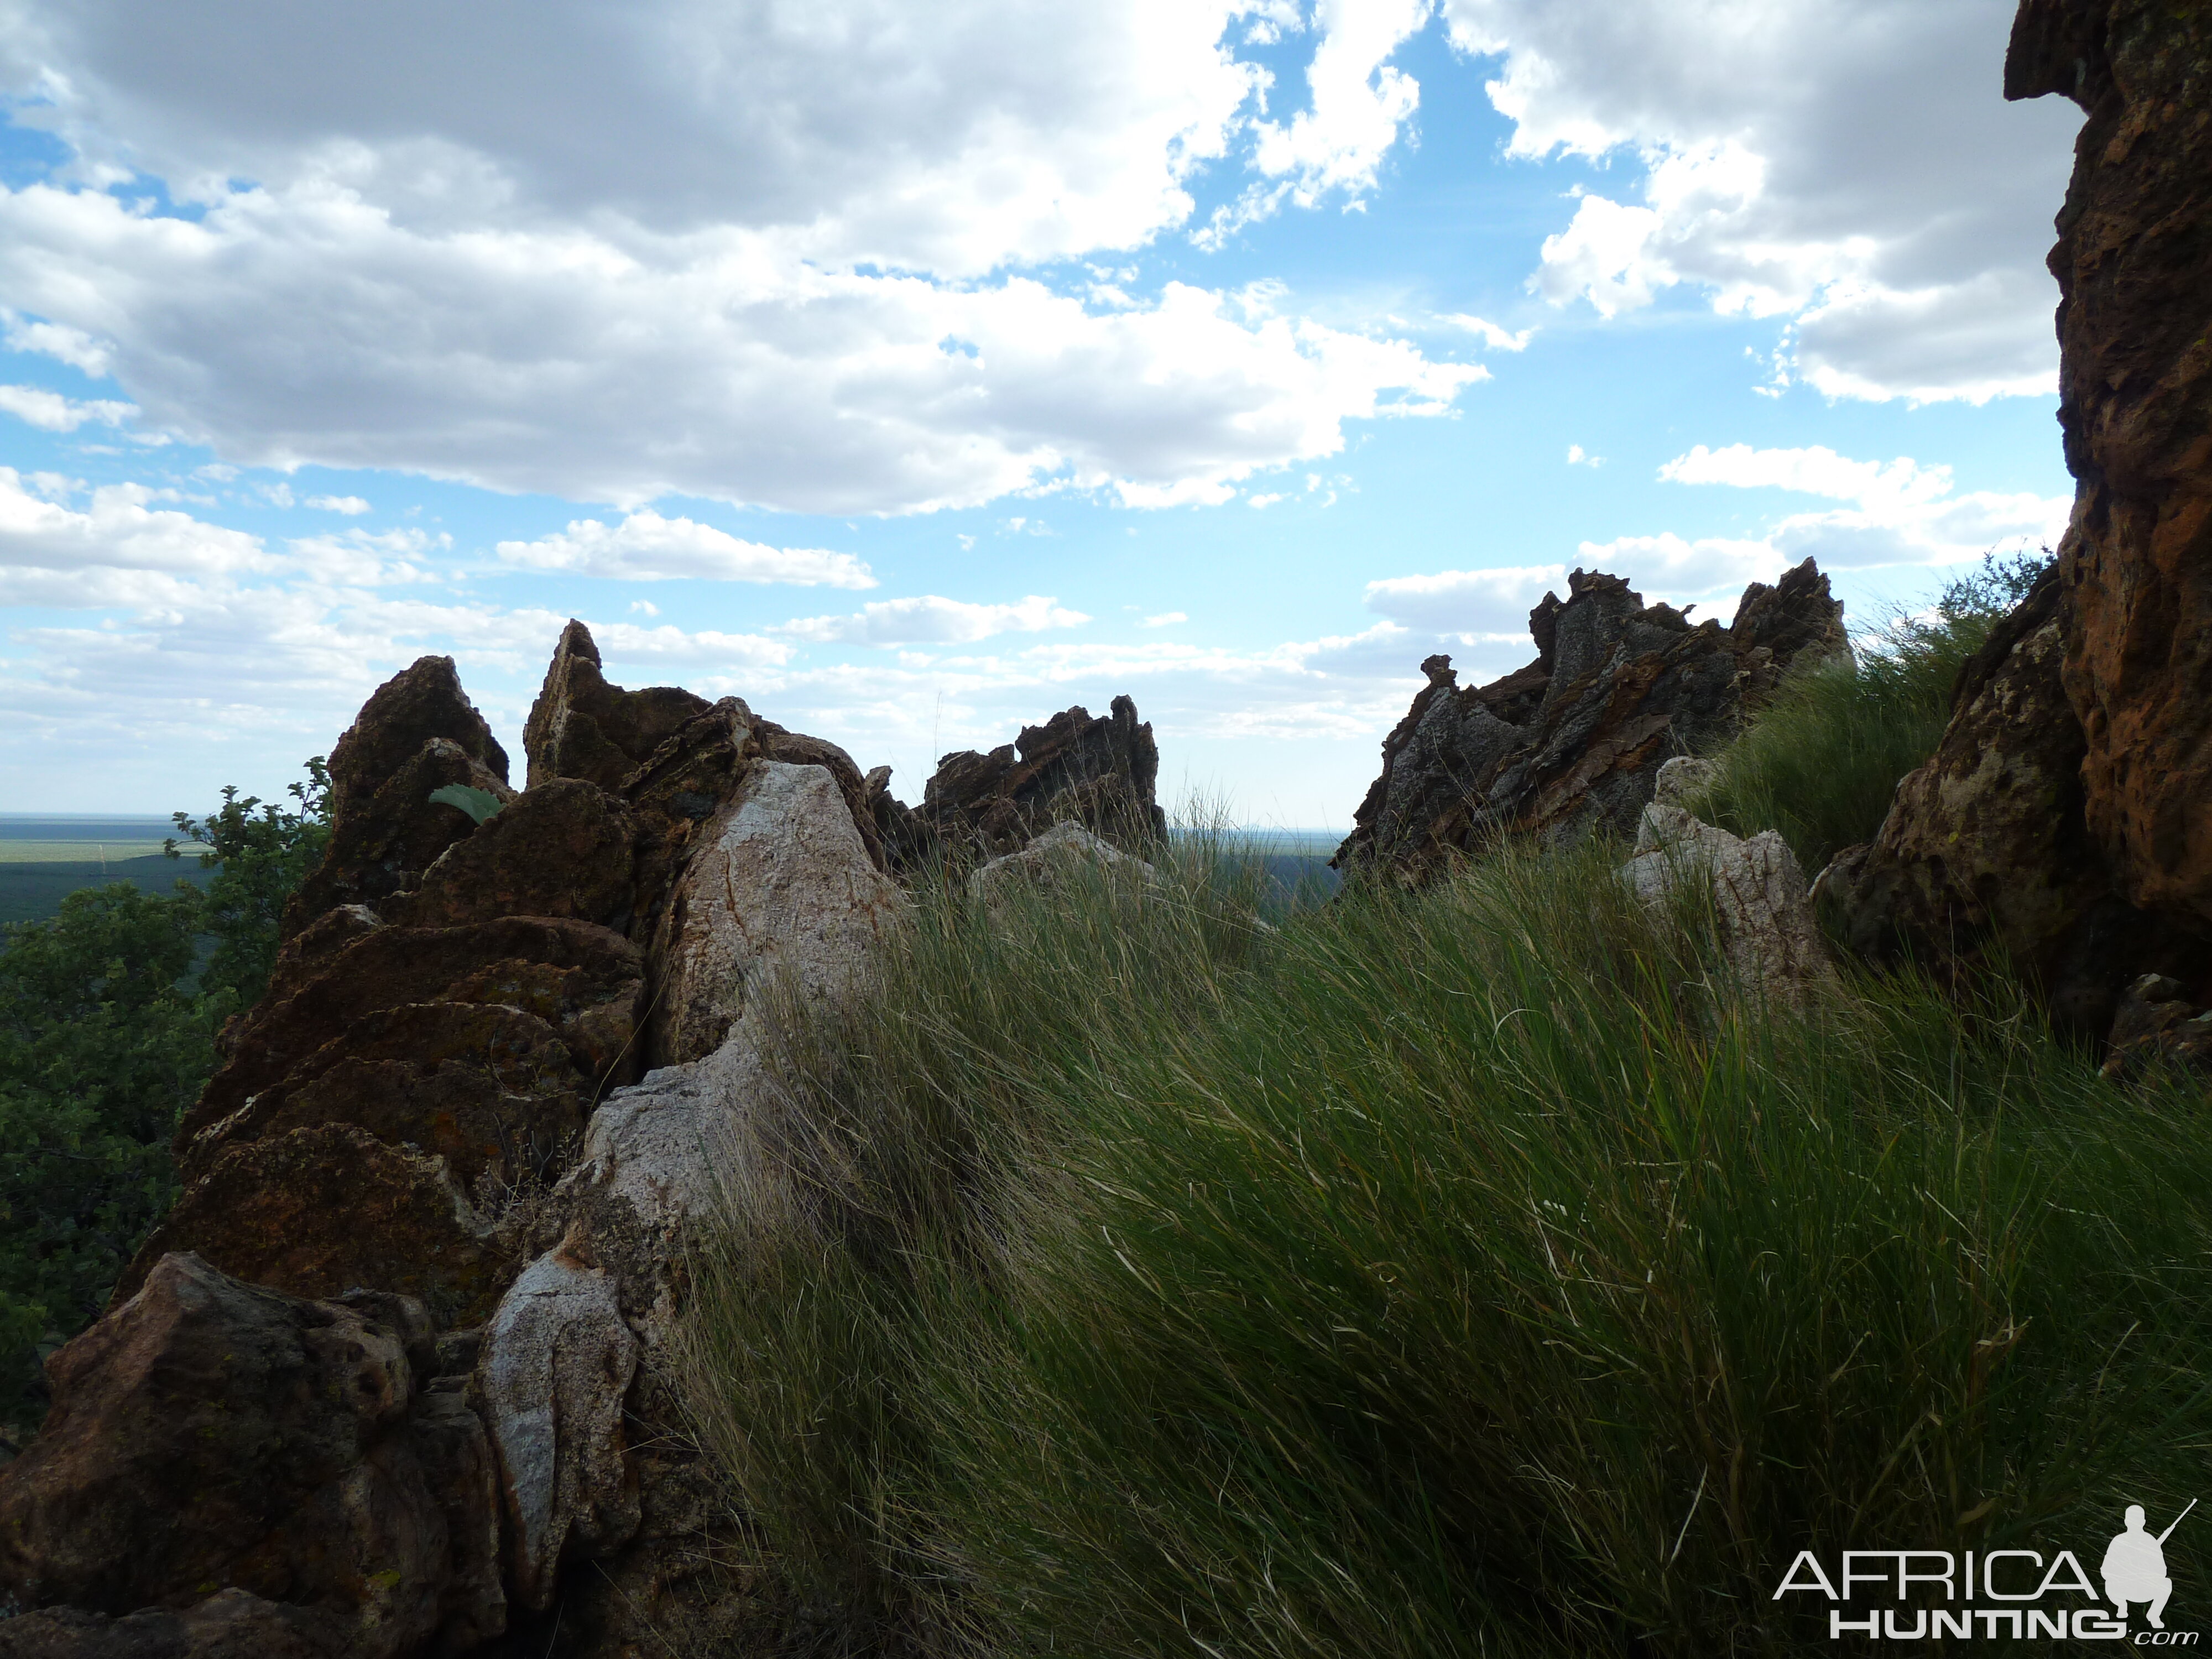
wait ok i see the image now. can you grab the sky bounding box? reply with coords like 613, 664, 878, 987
0, 0, 2084, 826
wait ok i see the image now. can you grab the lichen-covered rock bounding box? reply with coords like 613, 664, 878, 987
1337, 560, 1846, 883
1621, 776, 1841, 1006
522, 620, 709, 793
475, 1251, 638, 1614
2007, 0, 2212, 936
647, 760, 905, 1068
0, 1255, 502, 1659
114, 1128, 508, 1327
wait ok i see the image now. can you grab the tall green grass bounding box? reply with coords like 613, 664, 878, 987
1691, 551, 2052, 874
677, 830, 2211, 1657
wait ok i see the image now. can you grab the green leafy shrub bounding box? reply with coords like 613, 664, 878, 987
1690, 550, 2053, 874
166, 757, 331, 1014
0, 883, 213, 1440
678, 831, 2209, 1657
0, 758, 333, 1439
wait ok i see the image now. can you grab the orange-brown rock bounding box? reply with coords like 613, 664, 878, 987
284, 658, 513, 938
1828, 1, 2212, 1030
180, 916, 643, 1138
179, 1001, 588, 1194
0, 1254, 502, 1657
117, 1128, 508, 1325
521, 619, 709, 792
2008, 0, 2212, 934
382, 779, 637, 933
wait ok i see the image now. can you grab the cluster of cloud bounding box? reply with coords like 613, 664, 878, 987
1441, 0, 2079, 403
0, 0, 1498, 516
496, 513, 877, 587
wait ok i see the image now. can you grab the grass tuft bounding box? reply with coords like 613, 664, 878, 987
677, 821, 2211, 1657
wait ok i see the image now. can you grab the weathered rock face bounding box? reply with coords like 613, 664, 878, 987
1822, 2, 2212, 1033
1336, 560, 1847, 884
874, 693, 1168, 870
0, 1254, 502, 1658
2008, 0, 2212, 933
1621, 760, 1841, 1008
280, 657, 513, 940
521, 620, 709, 793
648, 760, 907, 1068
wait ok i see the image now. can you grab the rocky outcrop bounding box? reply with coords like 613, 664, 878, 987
1336, 559, 1847, 884
1621, 759, 1841, 1007
283, 658, 514, 936
872, 695, 1168, 870
2010, 0, 2212, 932
2, 623, 1164, 1655
0, 1254, 500, 1659
1820, 1, 2212, 1033
521, 620, 709, 793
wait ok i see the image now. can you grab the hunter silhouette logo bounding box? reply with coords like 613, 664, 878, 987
1773, 1498, 2199, 1641
2106, 1501, 2194, 1631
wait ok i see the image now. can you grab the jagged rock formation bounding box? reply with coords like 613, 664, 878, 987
869, 695, 1168, 870
0, 620, 1058, 1656
1821, 0, 2212, 1036
1335, 559, 1847, 883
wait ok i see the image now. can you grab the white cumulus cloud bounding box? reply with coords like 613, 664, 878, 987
496, 512, 877, 587
1444, 0, 2080, 403
778, 594, 1091, 648
0, 382, 137, 431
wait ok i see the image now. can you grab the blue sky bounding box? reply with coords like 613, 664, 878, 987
0, 0, 2081, 825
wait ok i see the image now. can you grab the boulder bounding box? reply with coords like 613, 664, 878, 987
646, 760, 906, 1068
887, 694, 1167, 869
521, 620, 709, 793
2100, 973, 2212, 1083
179, 1001, 588, 1195
114, 1128, 508, 1328
969, 820, 1160, 905
474, 1251, 638, 1614
1337, 560, 1846, 882
0, 1254, 502, 1658
285, 739, 515, 937
1808, 566, 2180, 1030
1822, 3, 2212, 1034
1621, 765, 1841, 1007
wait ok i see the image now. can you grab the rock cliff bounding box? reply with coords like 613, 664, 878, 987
1823, 0, 2212, 1037
1335, 559, 1848, 884
0, 627, 1167, 1658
